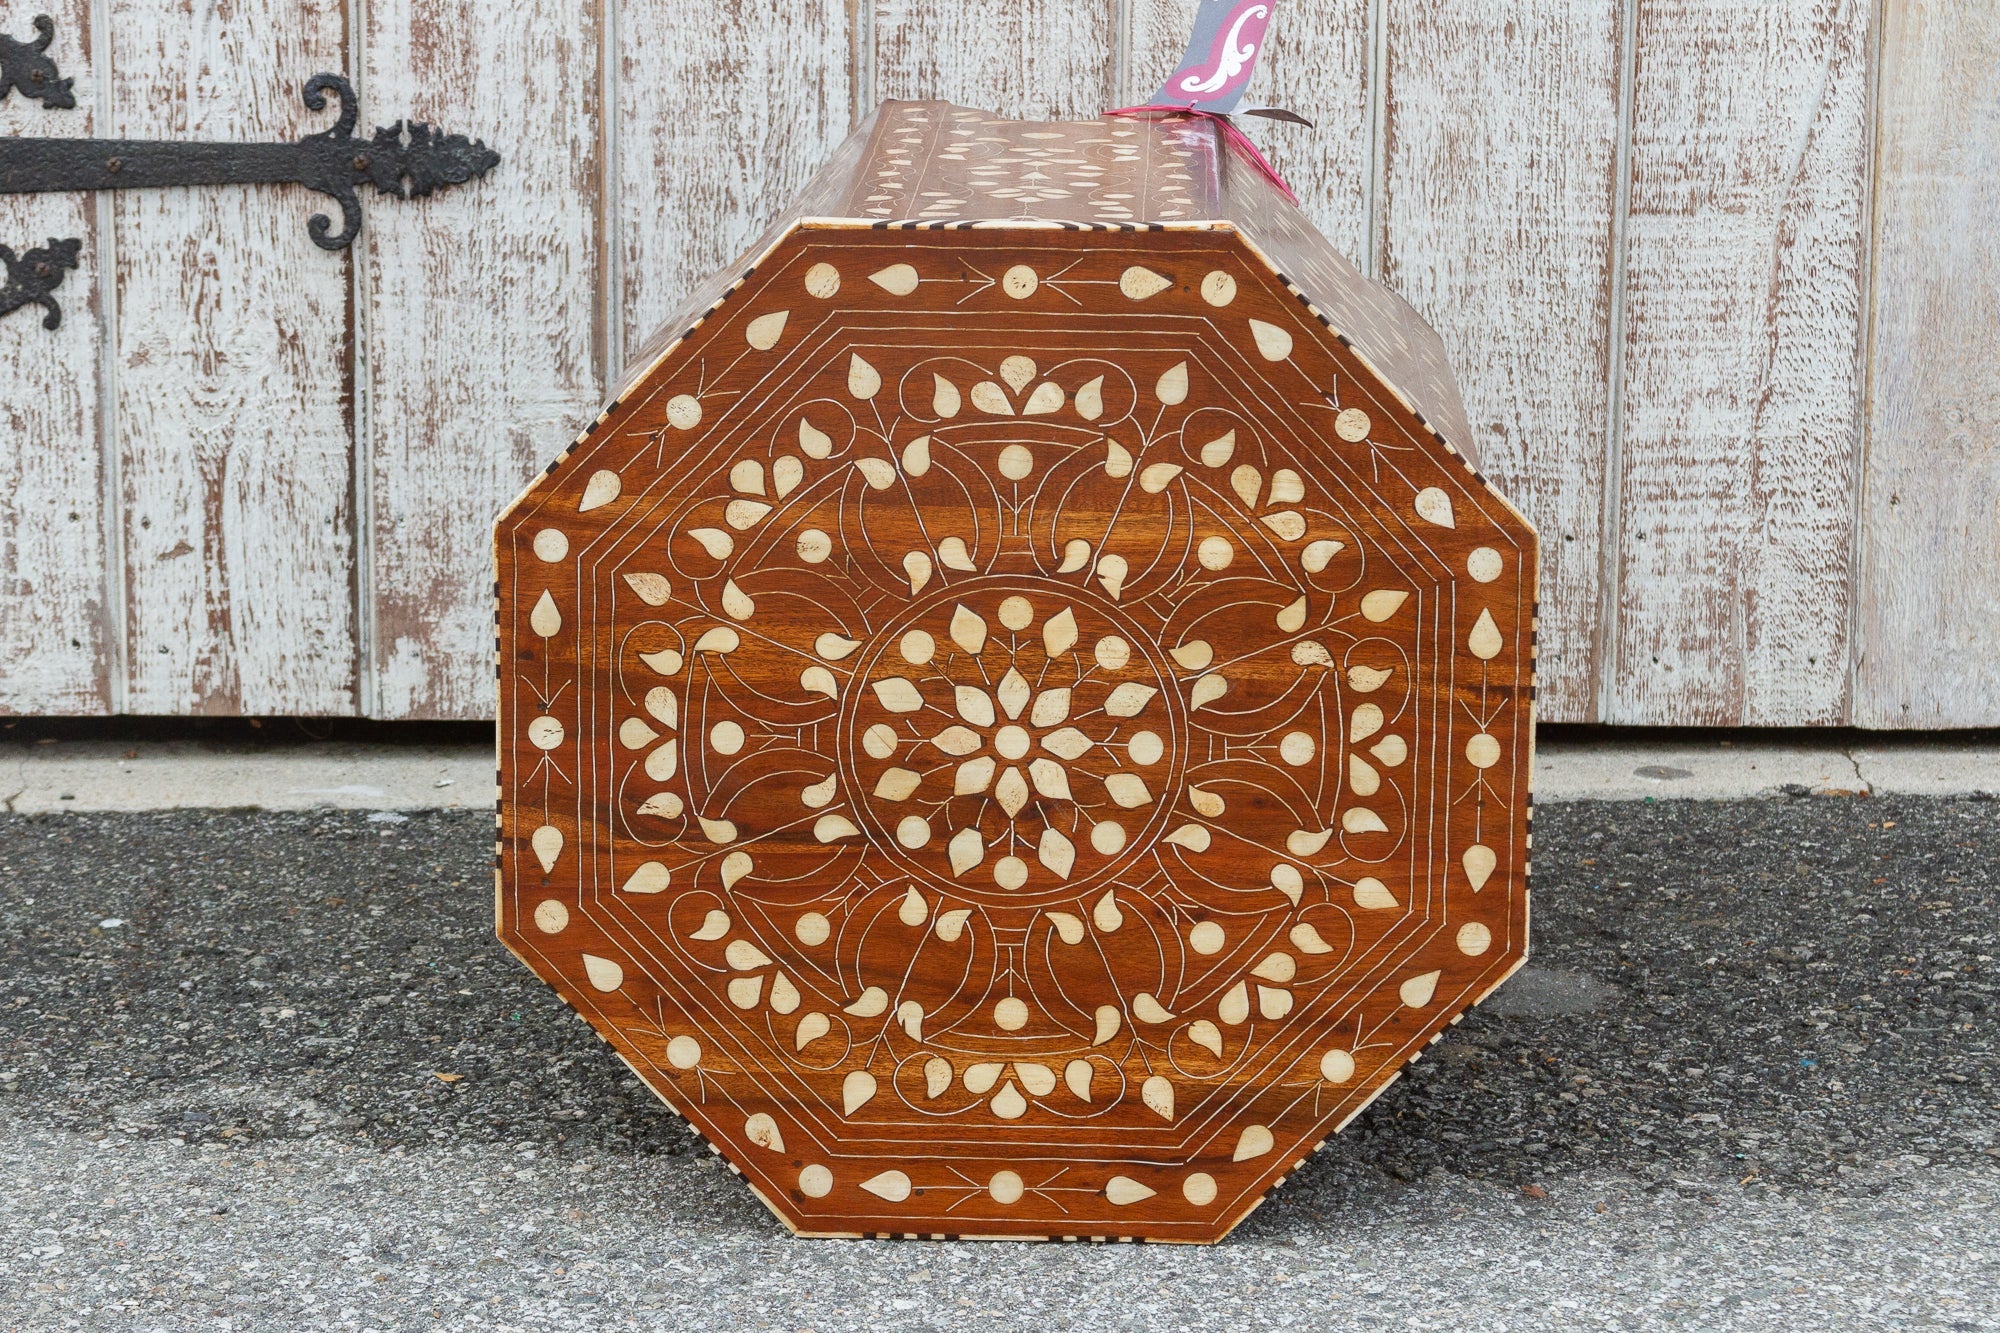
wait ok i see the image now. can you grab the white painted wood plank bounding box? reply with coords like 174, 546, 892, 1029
1126, 0, 1373, 262
0, 0, 111, 713
109, 0, 358, 715
362, 0, 603, 719
1608, 0, 1870, 725
873, 0, 1114, 120
1378, 1, 1625, 724
1855, 1, 2000, 727
615, 0, 853, 373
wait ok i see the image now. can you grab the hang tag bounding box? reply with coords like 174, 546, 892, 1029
1145, 0, 1278, 114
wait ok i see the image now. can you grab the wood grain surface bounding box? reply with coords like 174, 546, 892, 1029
1379, 0, 1624, 725
873, 0, 1113, 119
1854, 0, 2000, 727
109, 0, 357, 715
615, 0, 854, 378
361, 0, 603, 718
0, 0, 109, 713
1606, 0, 1870, 725
493, 115, 1534, 1238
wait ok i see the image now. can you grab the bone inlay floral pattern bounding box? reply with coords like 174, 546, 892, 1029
496, 107, 1536, 1245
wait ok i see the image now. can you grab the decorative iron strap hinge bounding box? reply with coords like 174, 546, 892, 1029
0, 14, 499, 329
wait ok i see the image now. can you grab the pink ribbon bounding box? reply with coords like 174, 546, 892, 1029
1104, 104, 1299, 205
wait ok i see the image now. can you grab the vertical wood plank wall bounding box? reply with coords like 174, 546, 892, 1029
1376, 1, 1624, 724
0, 0, 1992, 726
361, 0, 604, 718
110, 0, 358, 715
1854, 0, 2000, 727
1607, 0, 1870, 726
0, 0, 106, 713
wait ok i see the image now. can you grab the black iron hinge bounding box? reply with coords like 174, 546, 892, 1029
0, 15, 499, 330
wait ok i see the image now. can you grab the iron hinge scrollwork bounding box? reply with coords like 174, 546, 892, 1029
0, 15, 500, 330
0, 14, 75, 109
0, 235, 79, 329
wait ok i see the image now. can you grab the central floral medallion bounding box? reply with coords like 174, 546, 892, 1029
844, 582, 1183, 903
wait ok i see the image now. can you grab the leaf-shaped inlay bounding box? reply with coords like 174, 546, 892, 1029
1043, 607, 1078, 657
1030, 689, 1070, 727
969, 381, 1013, 415
869, 262, 919, 295
621, 861, 669, 894
844, 986, 888, 1017
530, 591, 561, 638
1075, 376, 1104, 421
937, 536, 976, 571
1249, 318, 1293, 361
1104, 773, 1153, 808
1029, 759, 1072, 802
950, 604, 987, 654
579, 470, 621, 512
1104, 682, 1158, 717
1415, 486, 1455, 527
995, 667, 1031, 720
1469, 608, 1503, 660
847, 353, 881, 399
1190, 674, 1230, 710
932, 374, 961, 419
1399, 970, 1442, 1008
955, 686, 996, 727
745, 309, 788, 350
1361, 589, 1409, 622
860, 1170, 911, 1202
872, 677, 924, 712
1233, 1123, 1276, 1161
622, 572, 671, 606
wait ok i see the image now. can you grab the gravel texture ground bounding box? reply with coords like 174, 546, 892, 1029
0, 797, 1995, 1330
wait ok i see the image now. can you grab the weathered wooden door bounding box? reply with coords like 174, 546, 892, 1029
2, 0, 1993, 725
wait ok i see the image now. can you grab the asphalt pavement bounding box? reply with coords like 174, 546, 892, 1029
1, 796, 1995, 1330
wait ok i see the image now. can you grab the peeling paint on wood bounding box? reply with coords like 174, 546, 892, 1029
1607, 0, 1870, 725
110, 0, 357, 715
616, 0, 853, 377
1379, 0, 1624, 724
873, 0, 1114, 120
362, 0, 604, 719
0, 0, 108, 715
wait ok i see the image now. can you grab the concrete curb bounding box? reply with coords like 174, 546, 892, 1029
1534, 738, 2000, 801
1, 742, 492, 814
4, 737, 1998, 814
